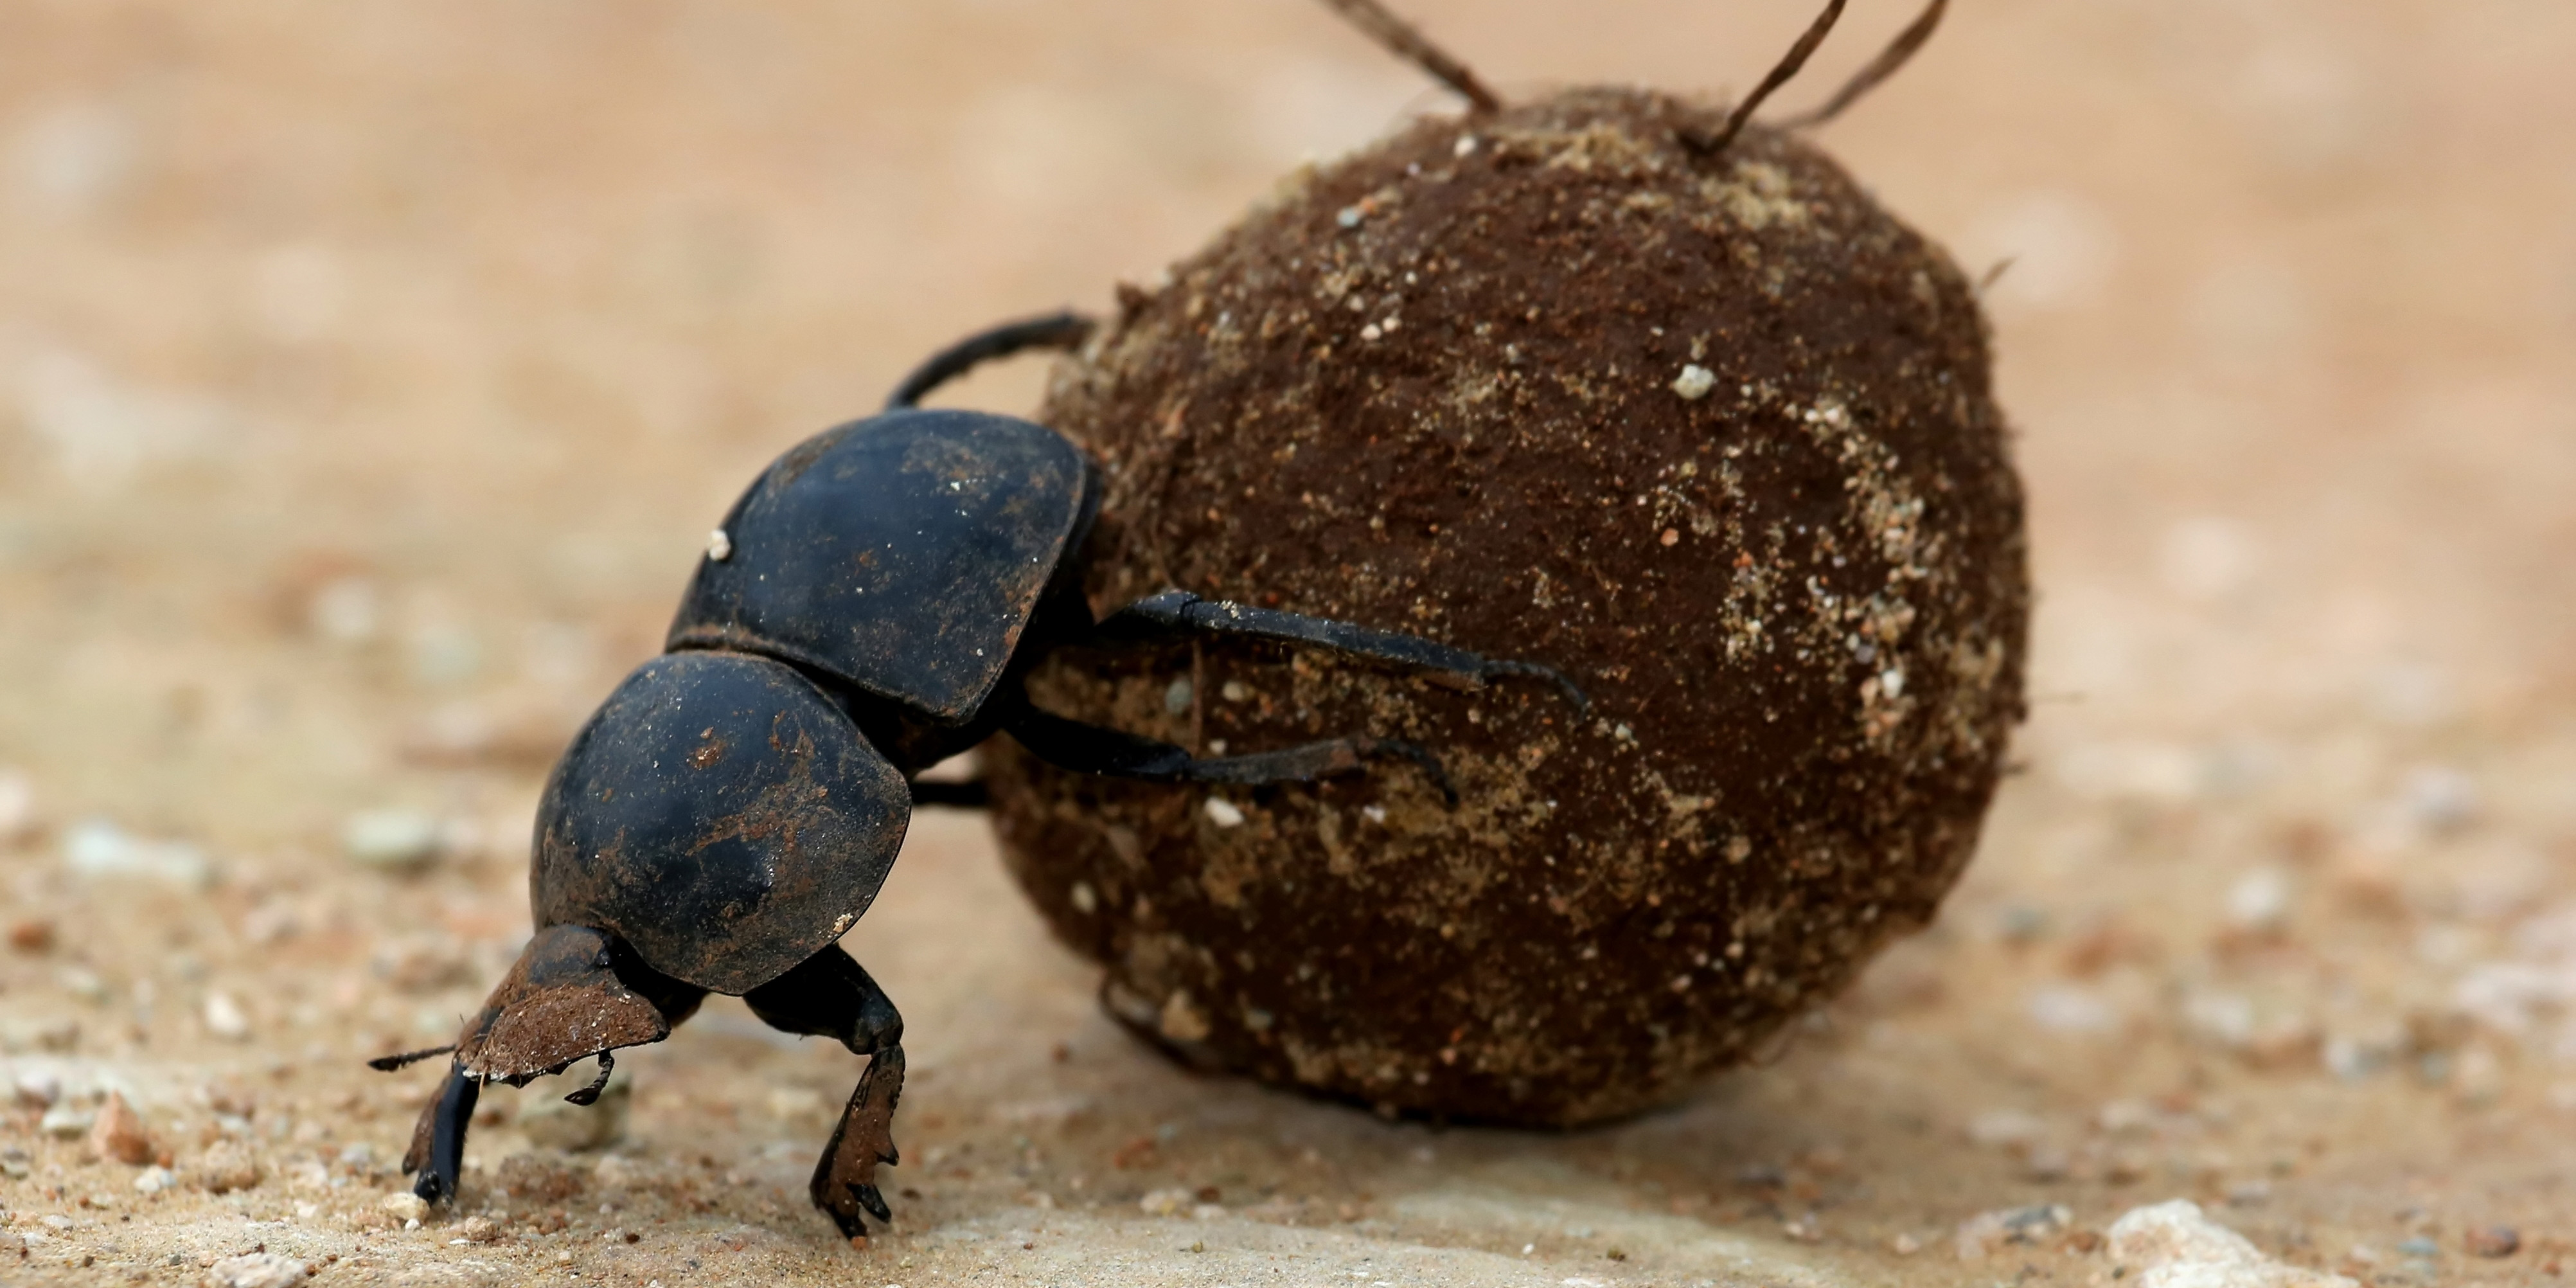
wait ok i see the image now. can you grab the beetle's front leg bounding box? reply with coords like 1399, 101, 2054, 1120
812, 1044, 905, 1242
402, 1061, 480, 1204
743, 945, 905, 1241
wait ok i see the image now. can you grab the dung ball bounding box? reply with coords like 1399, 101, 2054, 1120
989, 85, 2028, 1126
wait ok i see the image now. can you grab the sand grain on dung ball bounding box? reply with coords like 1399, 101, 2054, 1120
989, 85, 2029, 1126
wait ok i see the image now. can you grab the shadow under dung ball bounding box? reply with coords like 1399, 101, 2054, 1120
988, 83, 2028, 1125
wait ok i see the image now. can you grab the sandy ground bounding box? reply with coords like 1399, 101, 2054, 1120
4, 1, 2575, 1285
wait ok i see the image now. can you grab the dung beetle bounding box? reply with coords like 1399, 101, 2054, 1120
371, 313, 1582, 1239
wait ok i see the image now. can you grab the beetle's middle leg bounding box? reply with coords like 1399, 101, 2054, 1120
743, 944, 906, 1241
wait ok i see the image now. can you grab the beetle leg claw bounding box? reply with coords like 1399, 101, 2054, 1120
811, 1044, 906, 1235
563, 1050, 615, 1105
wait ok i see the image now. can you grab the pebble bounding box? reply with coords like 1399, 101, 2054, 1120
2464, 1226, 2519, 1258
519, 1064, 630, 1151
63, 818, 211, 886
2395, 765, 2477, 834
134, 1166, 177, 1193
57, 965, 109, 1001
1966, 1108, 2047, 1150
2025, 984, 2118, 1033
196, 1140, 263, 1194
1671, 364, 1717, 400
380, 1191, 428, 1223
6, 917, 53, 953
13, 1069, 62, 1107
1955, 1204, 2070, 1260
2225, 866, 2295, 934
342, 809, 443, 872
202, 1251, 312, 1288
204, 991, 253, 1041
1202, 798, 1246, 828
2395, 1235, 2438, 1258
40, 1103, 94, 1138
2107, 1199, 2357, 1287
88, 1090, 156, 1165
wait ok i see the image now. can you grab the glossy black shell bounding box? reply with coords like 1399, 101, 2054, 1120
531, 652, 910, 994
668, 409, 1097, 728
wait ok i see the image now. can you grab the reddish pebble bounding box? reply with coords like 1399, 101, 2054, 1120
6, 918, 54, 954
2467, 1226, 2521, 1258
87, 1091, 155, 1165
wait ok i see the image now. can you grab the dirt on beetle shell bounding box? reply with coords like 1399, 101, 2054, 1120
988, 85, 2030, 1126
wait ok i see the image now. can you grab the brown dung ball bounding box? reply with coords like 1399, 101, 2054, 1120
988, 85, 2027, 1126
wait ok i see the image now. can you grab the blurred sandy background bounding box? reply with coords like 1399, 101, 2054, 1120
3, 1, 2573, 1285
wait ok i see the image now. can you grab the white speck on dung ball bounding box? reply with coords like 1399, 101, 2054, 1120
1204, 798, 1245, 828
707, 528, 733, 561
1671, 364, 1717, 400
1454, 134, 1478, 157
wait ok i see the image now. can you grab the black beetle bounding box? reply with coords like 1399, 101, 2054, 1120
371, 313, 1581, 1239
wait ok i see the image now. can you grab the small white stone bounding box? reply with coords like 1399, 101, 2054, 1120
1069, 881, 1097, 915
13, 1069, 62, 1108
380, 1190, 427, 1223
204, 1249, 312, 1287
1336, 205, 1364, 229
205, 990, 252, 1040
63, 818, 211, 886
1453, 134, 1479, 157
1203, 798, 1246, 828
1671, 364, 1718, 400
135, 1165, 177, 1193
2025, 984, 2117, 1033
2106, 1199, 2358, 1287
1966, 1108, 2046, 1150
308, 577, 381, 643
2225, 866, 2295, 933
342, 809, 441, 872
40, 1104, 94, 1137
707, 528, 733, 562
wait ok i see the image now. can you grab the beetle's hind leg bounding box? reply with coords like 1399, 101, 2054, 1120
1003, 704, 1457, 803
1093, 590, 1589, 713
743, 945, 907, 1242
